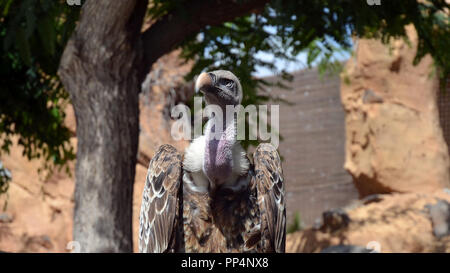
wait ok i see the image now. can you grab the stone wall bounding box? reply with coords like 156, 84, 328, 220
286, 25, 450, 253
265, 69, 358, 226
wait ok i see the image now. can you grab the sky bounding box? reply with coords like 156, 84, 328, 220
253, 44, 353, 78
200, 25, 354, 78
252, 26, 353, 78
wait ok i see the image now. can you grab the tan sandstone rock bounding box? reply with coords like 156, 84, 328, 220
341, 25, 450, 197
0, 136, 75, 252
286, 191, 450, 253
0, 50, 191, 253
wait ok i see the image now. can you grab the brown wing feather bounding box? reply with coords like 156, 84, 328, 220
139, 144, 182, 253
253, 143, 286, 252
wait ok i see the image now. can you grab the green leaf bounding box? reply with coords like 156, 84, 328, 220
1, 0, 13, 16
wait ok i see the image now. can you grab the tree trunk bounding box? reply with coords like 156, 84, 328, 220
58, 0, 148, 252
58, 0, 268, 253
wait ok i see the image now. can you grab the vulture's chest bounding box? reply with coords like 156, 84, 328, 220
181, 173, 261, 253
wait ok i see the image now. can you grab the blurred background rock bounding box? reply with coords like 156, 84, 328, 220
1, 24, 449, 253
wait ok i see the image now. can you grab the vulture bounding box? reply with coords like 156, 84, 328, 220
139, 70, 286, 253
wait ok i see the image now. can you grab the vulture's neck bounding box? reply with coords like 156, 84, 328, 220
203, 110, 237, 188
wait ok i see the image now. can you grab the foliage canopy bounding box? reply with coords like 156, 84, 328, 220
0, 0, 449, 185
0, 0, 78, 186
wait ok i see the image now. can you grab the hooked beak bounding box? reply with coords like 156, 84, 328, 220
195, 72, 216, 94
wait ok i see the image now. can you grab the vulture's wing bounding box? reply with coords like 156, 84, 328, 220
139, 144, 182, 253
253, 143, 286, 252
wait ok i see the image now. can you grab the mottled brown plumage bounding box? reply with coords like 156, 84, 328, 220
138, 145, 183, 253
139, 143, 285, 253
182, 172, 260, 252
254, 143, 286, 252
139, 70, 285, 253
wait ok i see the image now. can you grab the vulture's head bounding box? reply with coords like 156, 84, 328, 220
195, 70, 242, 107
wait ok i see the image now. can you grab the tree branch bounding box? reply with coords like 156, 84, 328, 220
141, 0, 269, 69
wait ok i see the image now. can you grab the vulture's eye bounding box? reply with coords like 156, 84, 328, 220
220, 79, 234, 88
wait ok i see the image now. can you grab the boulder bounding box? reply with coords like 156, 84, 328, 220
286, 191, 450, 253
341, 25, 450, 197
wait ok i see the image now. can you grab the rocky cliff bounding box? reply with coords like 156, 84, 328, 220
287, 25, 450, 253
341, 25, 450, 197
